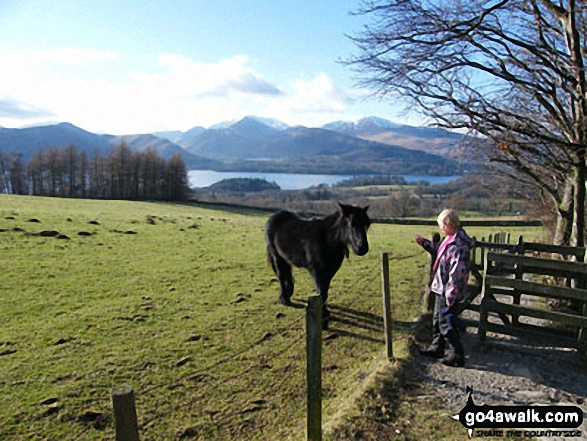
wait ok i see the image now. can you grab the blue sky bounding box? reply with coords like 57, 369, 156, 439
0, 1, 421, 134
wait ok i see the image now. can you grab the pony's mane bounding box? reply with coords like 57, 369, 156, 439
320, 209, 350, 254
322, 209, 343, 228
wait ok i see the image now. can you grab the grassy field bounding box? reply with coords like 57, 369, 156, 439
0, 195, 541, 440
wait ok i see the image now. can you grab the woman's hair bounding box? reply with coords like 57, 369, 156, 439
437, 209, 460, 229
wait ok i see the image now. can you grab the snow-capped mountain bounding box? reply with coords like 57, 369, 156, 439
0, 116, 466, 175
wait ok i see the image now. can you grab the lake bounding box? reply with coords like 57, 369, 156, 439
188, 170, 460, 190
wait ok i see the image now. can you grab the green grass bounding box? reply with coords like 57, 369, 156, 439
0, 195, 541, 440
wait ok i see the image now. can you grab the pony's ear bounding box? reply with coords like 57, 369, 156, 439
363, 205, 370, 213
337, 201, 347, 213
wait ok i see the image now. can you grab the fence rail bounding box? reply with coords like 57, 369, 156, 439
478, 251, 587, 351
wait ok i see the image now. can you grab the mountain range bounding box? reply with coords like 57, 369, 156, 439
0, 116, 467, 175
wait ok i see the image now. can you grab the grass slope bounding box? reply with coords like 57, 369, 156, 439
0, 195, 539, 440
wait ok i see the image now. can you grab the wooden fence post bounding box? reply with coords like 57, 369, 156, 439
306, 294, 323, 441
516, 235, 524, 255
381, 252, 394, 361
424, 233, 441, 312
511, 260, 523, 326
580, 249, 587, 345
111, 384, 140, 441
478, 253, 490, 342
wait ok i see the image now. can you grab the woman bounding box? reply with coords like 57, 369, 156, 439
415, 209, 473, 367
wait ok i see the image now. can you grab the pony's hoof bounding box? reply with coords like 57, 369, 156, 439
278, 296, 293, 306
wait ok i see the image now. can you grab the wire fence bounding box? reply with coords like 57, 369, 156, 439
138, 315, 307, 433
77, 251, 418, 440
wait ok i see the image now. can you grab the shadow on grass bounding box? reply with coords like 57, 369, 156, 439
281, 301, 415, 344
325, 304, 415, 344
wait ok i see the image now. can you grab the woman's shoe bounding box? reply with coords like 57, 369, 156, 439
418, 346, 445, 359
441, 352, 465, 367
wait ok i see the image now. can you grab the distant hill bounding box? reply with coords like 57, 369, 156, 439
0, 122, 112, 160
179, 117, 290, 159
204, 177, 281, 192
111, 134, 188, 158
154, 126, 207, 146
151, 130, 184, 144
322, 117, 463, 156
322, 116, 403, 134
173, 116, 456, 161
0, 116, 469, 175
0, 123, 219, 168
169, 116, 462, 174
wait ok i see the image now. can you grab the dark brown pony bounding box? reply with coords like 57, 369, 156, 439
265, 202, 370, 328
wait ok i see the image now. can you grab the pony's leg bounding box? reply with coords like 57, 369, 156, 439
273, 255, 294, 305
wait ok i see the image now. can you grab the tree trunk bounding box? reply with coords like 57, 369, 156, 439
572, 153, 586, 247
554, 178, 574, 247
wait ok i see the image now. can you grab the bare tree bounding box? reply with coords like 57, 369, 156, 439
391, 190, 421, 218
44, 146, 63, 197
0, 148, 10, 193
140, 148, 165, 200
108, 142, 133, 199
88, 149, 108, 199
129, 150, 142, 199
27, 150, 45, 195
61, 143, 80, 197
348, 0, 587, 246
9, 153, 26, 195
165, 153, 189, 201
79, 150, 88, 198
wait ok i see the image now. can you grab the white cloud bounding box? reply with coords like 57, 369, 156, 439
143, 54, 284, 98
261, 73, 357, 127
0, 98, 55, 119
0, 46, 364, 134
289, 73, 355, 112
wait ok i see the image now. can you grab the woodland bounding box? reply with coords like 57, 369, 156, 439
0, 143, 189, 201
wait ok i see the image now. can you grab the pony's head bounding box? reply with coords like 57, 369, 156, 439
338, 202, 370, 256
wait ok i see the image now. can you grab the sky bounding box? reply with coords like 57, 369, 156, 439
0, 0, 422, 135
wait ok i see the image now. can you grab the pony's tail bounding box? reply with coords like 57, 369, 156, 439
265, 222, 277, 274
